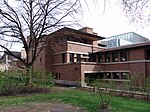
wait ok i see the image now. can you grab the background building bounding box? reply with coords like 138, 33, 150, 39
100, 32, 149, 48
0, 51, 24, 71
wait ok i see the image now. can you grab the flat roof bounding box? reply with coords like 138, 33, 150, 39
48, 27, 105, 41
96, 41, 150, 53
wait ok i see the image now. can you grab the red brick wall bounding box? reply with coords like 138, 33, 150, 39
32, 47, 46, 72
129, 48, 145, 60
67, 42, 101, 53
53, 54, 62, 63
129, 62, 146, 85
104, 63, 130, 71
81, 64, 104, 72
53, 64, 81, 81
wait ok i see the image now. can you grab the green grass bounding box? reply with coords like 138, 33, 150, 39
0, 87, 149, 112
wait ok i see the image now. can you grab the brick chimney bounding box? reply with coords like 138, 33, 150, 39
80, 27, 97, 35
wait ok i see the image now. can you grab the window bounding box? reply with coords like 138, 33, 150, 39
62, 53, 65, 63
121, 72, 129, 79
69, 53, 74, 62
146, 49, 150, 60
113, 73, 119, 79
98, 54, 103, 63
81, 54, 88, 62
53, 73, 61, 79
40, 58, 42, 62
120, 51, 128, 61
77, 54, 81, 62
112, 52, 118, 62
105, 53, 110, 62
89, 54, 96, 62
105, 73, 111, 79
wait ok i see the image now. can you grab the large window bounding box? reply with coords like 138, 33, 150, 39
105, 73, 111, 79
113, 73, 119, 79
120, 51, 128, 61
69, 53, 74, 62
112, 52, 118, 62
121, 72, 129, 79
98, 54, 103, 63
105, 53, 110, 63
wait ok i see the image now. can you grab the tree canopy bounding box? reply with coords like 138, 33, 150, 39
0, 0, 84, 68
120, 0, 150, 27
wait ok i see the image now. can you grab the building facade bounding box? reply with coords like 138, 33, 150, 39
32, 27, 150, 86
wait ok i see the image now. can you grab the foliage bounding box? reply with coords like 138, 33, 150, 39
144, 77, 150, 100
32, 70, 55, 87
0, 70, 54, 96
0, 88, 149, 112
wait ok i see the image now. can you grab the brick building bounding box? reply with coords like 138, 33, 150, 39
32, 27, 150, 86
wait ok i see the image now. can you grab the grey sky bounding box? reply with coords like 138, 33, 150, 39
80, 0, 150, 39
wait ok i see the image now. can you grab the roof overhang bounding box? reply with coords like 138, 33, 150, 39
48, 27, 105, 41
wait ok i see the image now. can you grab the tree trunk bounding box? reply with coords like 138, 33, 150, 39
24, 66, 33, 86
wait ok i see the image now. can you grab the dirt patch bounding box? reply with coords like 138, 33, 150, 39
0, 102, 85, 112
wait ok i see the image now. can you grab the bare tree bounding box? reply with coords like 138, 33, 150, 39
0, 0, 85, 84
120, 0, 150, 27
0, 0, 83, 69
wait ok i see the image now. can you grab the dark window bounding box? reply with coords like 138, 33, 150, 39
95, 73, 104, 79
92, 54, 96, 62
112, 52, 118, 62
69, 53, 74, 62
120, 51, 128, 61
62, 53, 65, 63
89, 54, 96, 62
105, 73, 111, 79
77, 54, 81, 62
40, 58, 42, 62
146, 49, 150, 60
121, 72, 129, 79
113, 73, 119, 79
105, 53, 110, 62
98, 54, 103, 63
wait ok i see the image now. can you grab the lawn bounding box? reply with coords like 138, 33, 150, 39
0, 87, 149, 112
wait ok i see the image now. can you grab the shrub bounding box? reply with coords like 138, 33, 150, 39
0, 70, 54, 96
88, 79, 115, 111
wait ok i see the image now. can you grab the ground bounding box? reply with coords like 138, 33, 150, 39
0, 102, 85, 112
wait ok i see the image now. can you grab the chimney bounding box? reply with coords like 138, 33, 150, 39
80, 27, 97, 35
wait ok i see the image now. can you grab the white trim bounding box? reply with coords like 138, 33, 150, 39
52, 62, 81, 66
52, 60, 150, 66
84, 70, 130, 73
102, 60, 150, 64
53, 51, 66, 55
67, 51, 89, 55
53, 51, 89, 55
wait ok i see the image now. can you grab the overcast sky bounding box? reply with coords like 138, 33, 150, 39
0, 0, 150, 52
80, 0, 150, 39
